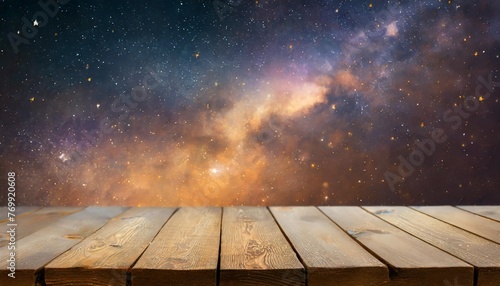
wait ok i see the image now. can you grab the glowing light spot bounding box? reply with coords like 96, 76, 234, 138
386, 22, 398, 37
29, 97, 35, 102
87, 77, 92, 82
58, 153, 70, 162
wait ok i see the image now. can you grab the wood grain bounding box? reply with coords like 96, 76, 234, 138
0, 206, 40, 222
365, 206, 500, 286
319, 206, 473, 285
220, 207, 305, 286
457, 205, 500, 222
413, 206, 500, 244
0, 207, 84, 247
45, 207, 176, 286
0, 206, 127, 286
132, 207, 221, 286
270, 207, 388, 286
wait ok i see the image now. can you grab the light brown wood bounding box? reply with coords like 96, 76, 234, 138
220, 207, 305, 286
413, 206, 500, 244
0, 206, 40, 222
45, 207, 176, 286
0, 206, 127, 286
319, 206, 474, 285
365, 206, 500, 285
270, 207, 388, 286
457, 206, 500, 222
0, 207, 85, 247
2, 205, 498, 285
132, 207, 221, 286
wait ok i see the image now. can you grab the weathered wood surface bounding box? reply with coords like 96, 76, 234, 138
319, 206, 474, 285
0, 206, 127, 286
365, 206, 500, 286
270, 207, 388, 286
0, 206, 40, 221
132, 207, 221, 286
220, 207, 305, 286
44, 207, 176, 286
413, 206, 500, 244
457, 205, 500, 222
0, 205, 498, 285
0, 207, 84, 247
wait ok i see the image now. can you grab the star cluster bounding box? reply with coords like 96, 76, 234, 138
0, 0, 499, 206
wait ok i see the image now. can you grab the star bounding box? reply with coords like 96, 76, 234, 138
1, 0, 497, 206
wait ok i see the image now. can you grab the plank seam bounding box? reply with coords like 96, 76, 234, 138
126, 207, 179, 286
409, 206, 500, 245
360, 206, 479, 286
315, 207, 398, 280
455, 206, 500, 223
37, 206, 130, 286
35, 268, 46, 286
266, 207, 307, 286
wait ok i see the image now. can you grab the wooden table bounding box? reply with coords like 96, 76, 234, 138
0, 206, 498, 285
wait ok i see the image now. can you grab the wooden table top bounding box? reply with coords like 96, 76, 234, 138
0, 206, 498, 285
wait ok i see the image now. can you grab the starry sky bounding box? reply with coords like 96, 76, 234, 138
0, 0, 499, 206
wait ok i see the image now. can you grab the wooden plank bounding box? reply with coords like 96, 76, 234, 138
413, 206, 500, 244
0, 207, 85, 247
0, 206, 40, 222
0, 206, 127, 286
457, 206, 500, 222
319, 206, 474, 285
132, 207, 221, 286
220, 207, 305, 286
364, 206, 500, 285
45, 207, 176, 286
270, 207, 388, 286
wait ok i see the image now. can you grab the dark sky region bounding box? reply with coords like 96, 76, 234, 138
0, 0, 499, 206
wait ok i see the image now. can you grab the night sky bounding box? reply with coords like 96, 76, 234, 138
1, 0, 499, 206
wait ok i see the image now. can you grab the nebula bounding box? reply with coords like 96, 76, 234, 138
0, 0, 499, 206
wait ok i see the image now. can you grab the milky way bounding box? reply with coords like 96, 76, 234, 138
1, 0, 499, 206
